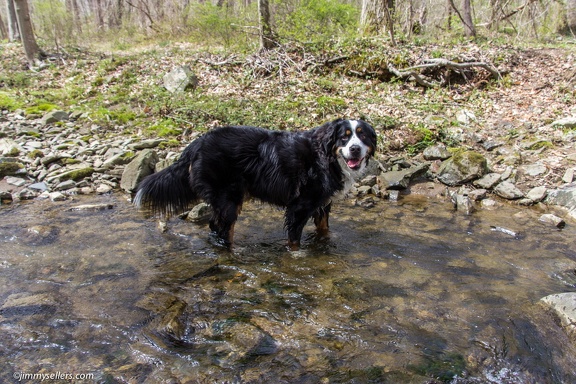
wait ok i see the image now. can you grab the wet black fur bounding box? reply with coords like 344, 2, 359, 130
134, 118, 377, 248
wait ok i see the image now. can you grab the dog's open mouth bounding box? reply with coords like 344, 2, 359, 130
346, 158, 364, 170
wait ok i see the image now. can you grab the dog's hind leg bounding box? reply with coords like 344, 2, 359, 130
210, 198, 243, 248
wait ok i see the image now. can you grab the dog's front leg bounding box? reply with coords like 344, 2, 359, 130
285, 204, 315, 251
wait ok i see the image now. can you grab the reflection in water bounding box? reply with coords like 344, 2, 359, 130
0, 194, 575, 383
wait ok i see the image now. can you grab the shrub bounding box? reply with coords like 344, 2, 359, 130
275, 0, 359, 44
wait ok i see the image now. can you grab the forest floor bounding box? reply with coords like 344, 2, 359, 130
1, 39, 576, 196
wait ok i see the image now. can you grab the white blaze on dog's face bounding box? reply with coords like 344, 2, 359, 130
336, 120, 376, 173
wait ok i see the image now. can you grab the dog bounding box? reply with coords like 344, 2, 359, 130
134, 118, 377, 250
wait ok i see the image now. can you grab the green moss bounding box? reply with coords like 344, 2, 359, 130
451, 150, 488, 174
59, 167, 94, 181
146, 119, 183, 137
406, 123, 436, 155
315, 95, 347, 113
89, 107, 137, 126
5, 147, 21, 157
0, 92, 24, 111
0, 162, 24, 177
121, 151, 135, 159
528, 140, 553, 150
25, 103, 59, 116
158, 140, 181, 149
63, 158, 81, 165
28, 149, 44, 159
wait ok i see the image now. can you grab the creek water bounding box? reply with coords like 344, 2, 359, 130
1, 193, 575, 383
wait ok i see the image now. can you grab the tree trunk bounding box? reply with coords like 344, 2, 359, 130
258, 0, 275, 50
6, 0, 20, 41
0, 12, 7, 39
65, 0, 82, 33
13, 0, 44, 67
448, 0, 476, 37
461, 0, 476, 37
93, 0, 105, 30
360, 0, 396, 45
567, 0, 576, 35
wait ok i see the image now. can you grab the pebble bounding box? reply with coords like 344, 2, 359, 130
49, 192, 67, 201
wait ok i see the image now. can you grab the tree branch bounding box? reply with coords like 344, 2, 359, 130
388, 58, 503, 88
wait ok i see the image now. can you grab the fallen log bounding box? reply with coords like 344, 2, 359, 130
388, 58, 502, 88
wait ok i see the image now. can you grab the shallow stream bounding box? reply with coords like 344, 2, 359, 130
1, 193, 576, 383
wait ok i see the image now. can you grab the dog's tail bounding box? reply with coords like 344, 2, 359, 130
134, 141, 199, 217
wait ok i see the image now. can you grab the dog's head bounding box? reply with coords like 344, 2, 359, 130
316, 119, 377, 173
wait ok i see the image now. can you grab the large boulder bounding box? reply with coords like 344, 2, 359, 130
436, 151, 488, 186
120, 149, 159, 193
163, 66, 199, 93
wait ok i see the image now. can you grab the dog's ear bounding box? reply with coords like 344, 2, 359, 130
315, 119, 343, 155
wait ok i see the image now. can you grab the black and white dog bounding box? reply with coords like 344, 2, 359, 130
134, 118, 377, 249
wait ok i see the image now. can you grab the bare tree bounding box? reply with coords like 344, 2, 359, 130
566, 0, 576, 35
360, 0, 396, 45
258, 0, 275, 50
13, 0, 44, 67
6, 0, 20, 41
0, 12, 7, 39
65, 0, 83, 33
448, 0, 476, 37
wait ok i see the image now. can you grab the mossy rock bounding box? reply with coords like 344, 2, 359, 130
59, 167, 94, 181
63, 158, 81, 165
28, 149, 44, 159
0, 162, 25, 177
437, 150, 488, 186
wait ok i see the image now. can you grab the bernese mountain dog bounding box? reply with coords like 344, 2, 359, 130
134, 118, 377, 250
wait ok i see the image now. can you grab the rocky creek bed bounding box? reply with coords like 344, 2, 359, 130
1, 109, 576, 382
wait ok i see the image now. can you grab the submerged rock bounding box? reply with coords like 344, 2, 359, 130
0, 292, 58, 316
541, 292, 576, 340
187, 203, 212, 223
450, 191, 475, 215
539, 214, 566, 229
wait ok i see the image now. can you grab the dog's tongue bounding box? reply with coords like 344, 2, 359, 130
346, 158, 362, 169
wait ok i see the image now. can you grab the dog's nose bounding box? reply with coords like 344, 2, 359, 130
349, 145, 361, 156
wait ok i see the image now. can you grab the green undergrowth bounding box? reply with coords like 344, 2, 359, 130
0, 37, 568, 156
